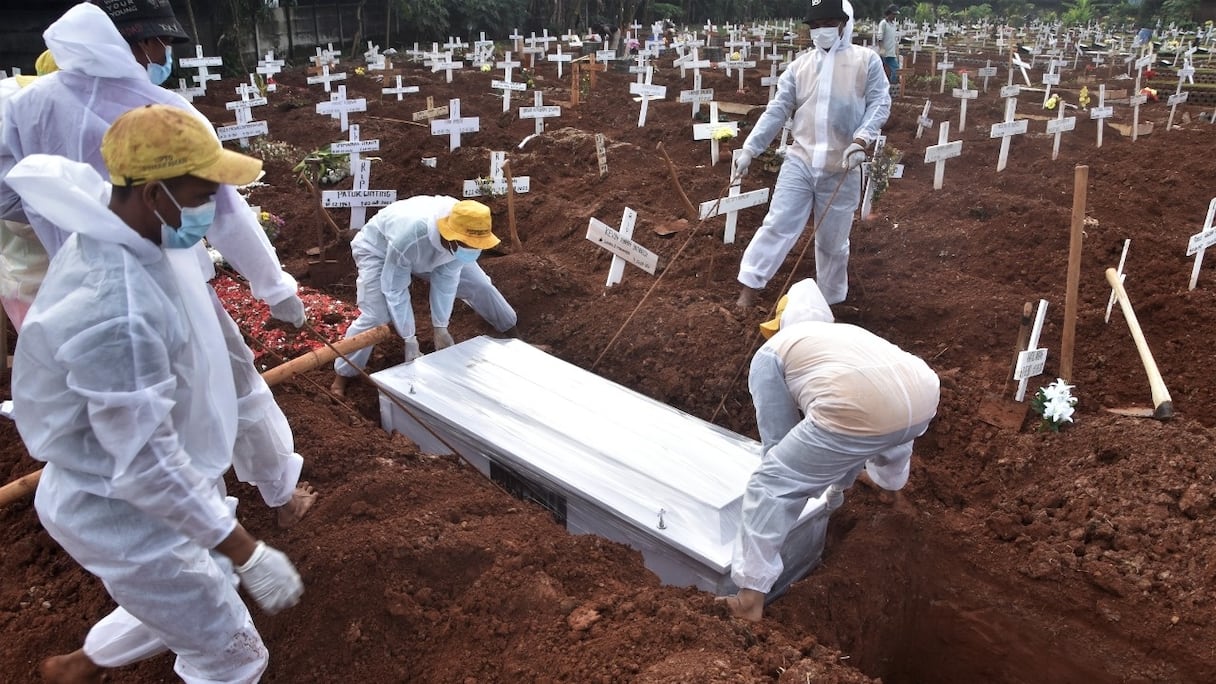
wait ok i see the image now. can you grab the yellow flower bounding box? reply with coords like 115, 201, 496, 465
712, 127, 736, 141
730, 51, 741, 61
480, 64, 492, 72
355, 66, 366, 76
259, 211, 270, 222
1044, 94, 1059, 110
1078, 86, 1090, 109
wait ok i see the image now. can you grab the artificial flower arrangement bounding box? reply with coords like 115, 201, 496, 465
258, 211, 286, 242
711, 127, 736, 142
1030, 378, 1078, 432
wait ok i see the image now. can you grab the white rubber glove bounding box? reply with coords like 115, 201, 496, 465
268, 293, 306, 328
841, 142, 867, 171
731, 150, 754, 182
234, 541, 302, 615
825, 484, 846, 512
433, 326, 455, 350
404, 335, 422, 362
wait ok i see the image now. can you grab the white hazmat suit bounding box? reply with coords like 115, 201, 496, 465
735, 3, 890, 304
334, 195, 517, 377
6, 154, 301, 682
0, 75, 48, 331
732, 281, 938, 594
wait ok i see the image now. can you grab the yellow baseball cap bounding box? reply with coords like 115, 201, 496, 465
436, 200, 501, 250
759, 294, 789, 339
101, 104, 263, 187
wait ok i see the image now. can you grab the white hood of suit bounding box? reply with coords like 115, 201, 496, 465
44, 3, 147, 81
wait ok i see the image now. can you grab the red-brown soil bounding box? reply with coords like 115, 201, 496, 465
3, 43, 1216, 683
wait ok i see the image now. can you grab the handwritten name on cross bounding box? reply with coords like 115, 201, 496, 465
989, 96, 1028, 172
1089, 84, 1113, 148
179, 45, 222, 90
463, 151, 530, 198
691, 102, 738, 166
1046, 100, 1077, 161
1186, 198, 1216, 290
519, 91, 561, 135
1167, 60, 1194, 130
699, 149, 770, 244
322, 125, 396, 230
217, 82, 268, 148
431, 53, 461, 83
585, 208, 658, 286
977, 60, 998, 92
430, 98, 480, 151
382, 74, 419, 101
412, 96, 449, 122
306, 64, 347, 93
1041, 60, 1061, 107
924, 121, 962, 190
952, 72, 978, 131
315, 85, 367, 132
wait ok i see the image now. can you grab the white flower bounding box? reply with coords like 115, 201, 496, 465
1041, 378, 1074, 403
1044, 397, 1075, 424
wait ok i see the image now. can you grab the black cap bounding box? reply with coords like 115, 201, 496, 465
803, 0, 849, 24
885, 5, 899, 15
92, 0, 191, 45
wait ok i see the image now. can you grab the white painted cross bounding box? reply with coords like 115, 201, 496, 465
431, 52, 461, 83
595, 133, 608, 177
1167, 60, 1194, 130
1014, 299, 1050, 401
1105, 238, 1130, 323
721, 55, 757, 92
509, 28, 524, 53
363, 41, 381, 63
989, 96, 1027, 172
519, 90, 561, 135
699, 149, 770, 244
1186, 198, 1216, 290
494, 52, 522, 112
179, 44, 222, 90
217, 82, 268, 148
914, 100, 933, 139
924, 121, 962, 190
1041, 59, 1061, 107
761, 62, 780, 101
463, 150, 530, 198
585, 208, 658, 286
1011, 52, 1032, 86
677, 48, 713, 117
173, 77, 205, 102
322, 124, 396, 230
952, 72, 978, 131
937, 50, 953, 94
547, 44, 573, 79
430, 98, 480, 151
691, 102, 738, 166
412, 96, 449, 123
256, 50, 284, 92
1089, 84, 1113, 148
629, 66, 667, 128
315, 85, 367, 132
382, 74, 419, 100
1046, 100, 1077, 161
978, 59, 998, 92
306, 64, 347, 93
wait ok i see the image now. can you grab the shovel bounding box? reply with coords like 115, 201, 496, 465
1101, 268, 1173, 420
977, 301, 1033, 430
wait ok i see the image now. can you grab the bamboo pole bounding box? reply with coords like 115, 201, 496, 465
0, 324, 393, 507
656, 142, 699, 222
501, 160, 523, 251
1060, 165, 1087, 381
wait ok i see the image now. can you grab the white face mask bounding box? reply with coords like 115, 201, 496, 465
811, 26, 840, 51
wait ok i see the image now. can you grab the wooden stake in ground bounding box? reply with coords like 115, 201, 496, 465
657, 142, 699, 222
1059, 165, 1087, 382
501, 160, 523, 251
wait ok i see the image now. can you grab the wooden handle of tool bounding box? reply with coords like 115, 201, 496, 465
0, 323, 394, 506
1105, 268, 1173, 419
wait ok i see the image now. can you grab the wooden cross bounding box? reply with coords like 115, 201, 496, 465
256, 50, 284, 91
628, 66, 667, 128
430, 98, 480, 151
936, 50, 953, 94
1187, 198, 1216, 290
1089, 84, 1113, 148
1129, 50, 1154, 142
547, 44, 573, 79
381, 74, 419, 101
585, 208, 658, 287
699, 149, 770, 244
306, 64, 347, 93
315, 85, 367, 132
952, 72, 977, 131
692, 101, 738, 166
462, 150, 530, 198
924, 121, 962, 190
216, 83, 268, 148
322, 125, 396, 230
179, 44, 222, 90
1046, 100, 1077, 161
431, 52, 460, 83
411, 96, 449, 123
1167, 59, 1194, 130
519, 90, 561, 135
761, 62, 779, 101
989, 96, 1028, 172
173, 77, 205, 102
914, 100, 933, 139
977, 59, 997, 92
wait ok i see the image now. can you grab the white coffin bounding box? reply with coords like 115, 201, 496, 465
372, 337, 829, 599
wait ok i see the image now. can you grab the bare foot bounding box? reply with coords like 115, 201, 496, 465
276, 482, 317, 528
735, 286, 758, 309
329, 375, 349, 399
41, 650, 102, 683
716, 588, 765, 621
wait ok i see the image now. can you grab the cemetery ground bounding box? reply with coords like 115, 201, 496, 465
3, 47, 1216, 683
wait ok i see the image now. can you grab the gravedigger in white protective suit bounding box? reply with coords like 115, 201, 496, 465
732, 0, 890, 309
7, 105, 305, 684
721, 279, 939, 621
330, 196, 517, 397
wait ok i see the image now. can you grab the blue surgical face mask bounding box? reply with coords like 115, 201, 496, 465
142, 40, 173, 85
154, 182, 216, 249
453, 246, 481, 263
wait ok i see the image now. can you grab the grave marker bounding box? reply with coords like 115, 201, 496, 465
431, 52, 461, 83
547, 45, 573, 79
463, 150, 530, 198
990, 96, 1027, 172
586, 208, 658, 286
217, 82, 268, 148
519, 90, 561, 135
306, 64, 346, 93
180, 45, 222, 90
629, 66, 667, 128
430, 98, 480, 151
323, 124, 396, 230
1166, 60, 1193, 131
1089, 84, 1113, 148
691, 102, 738, 166
1186, 198, 1216, 290
1046, 100, 1077, 160
382, 74, 419, 100
412, 96, 449, 122
761, 61, 780, 101
494, 52, 523, 112
173, 78, 205, 102
256, 50, 284, 91
1014, 299, 1050, 401
722, 55, 757, 92
595, 133, 608, 177
698, 149, 770, 244
315, 85, 367, 132
924, 121, 962, 190
1105, 239, 1130, 323
937, 50, 954, 93
952, 72, 978, 131
914, 100, 933, 139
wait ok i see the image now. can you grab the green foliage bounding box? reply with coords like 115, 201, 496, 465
1161, 0, 1200, 27
1061, 0, 1095, 26
293, 149, 350, 186
652, 3, 682, 20
868, 144, 903, 205
913, 2, 935, 24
